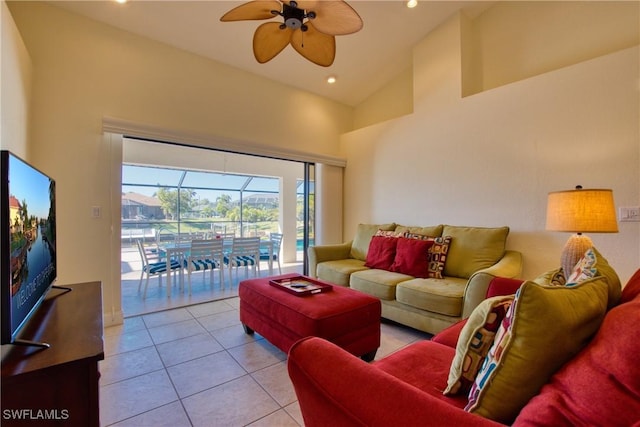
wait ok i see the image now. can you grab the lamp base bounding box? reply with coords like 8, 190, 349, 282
561, 234, 593, 278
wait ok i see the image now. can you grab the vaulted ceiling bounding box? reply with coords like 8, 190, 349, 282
49, 1, 492, 106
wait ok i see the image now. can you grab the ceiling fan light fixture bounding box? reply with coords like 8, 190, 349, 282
281, 3, 306, 30
221, 0, 363, 67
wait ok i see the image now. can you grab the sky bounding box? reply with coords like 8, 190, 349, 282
8, 153, 53, 219
121, 164, 304, 201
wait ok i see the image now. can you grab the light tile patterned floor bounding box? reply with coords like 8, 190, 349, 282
104, 247, 432, 426
101, 297, 431, 426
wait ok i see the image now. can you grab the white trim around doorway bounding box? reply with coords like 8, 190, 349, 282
102, 116, 347, 168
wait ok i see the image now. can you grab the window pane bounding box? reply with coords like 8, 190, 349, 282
244, 176, 279, 192
182, 171, 250, 190
122, 165, 184, 187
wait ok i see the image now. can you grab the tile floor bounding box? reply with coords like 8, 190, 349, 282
104, 246, 432, 426
101, 297, 431, 426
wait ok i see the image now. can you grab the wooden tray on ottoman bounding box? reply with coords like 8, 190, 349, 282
269, 276, 333, 296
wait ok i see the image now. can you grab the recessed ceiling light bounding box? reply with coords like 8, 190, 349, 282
406, 0, 418, 8
327, 76, 337, 84
115, 0, 127, 4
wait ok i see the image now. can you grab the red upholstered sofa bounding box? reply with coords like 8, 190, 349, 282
288, 270, 640, 427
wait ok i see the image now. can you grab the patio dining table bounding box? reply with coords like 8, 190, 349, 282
161, 238, 274, 297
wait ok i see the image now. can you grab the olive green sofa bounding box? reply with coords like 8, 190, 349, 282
308, 223, 523, 334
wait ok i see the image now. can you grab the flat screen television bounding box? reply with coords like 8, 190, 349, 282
0, 150, 59, 347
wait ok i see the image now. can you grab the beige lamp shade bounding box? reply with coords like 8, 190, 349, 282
546, 188, 618, 233
546, 188, 618, 277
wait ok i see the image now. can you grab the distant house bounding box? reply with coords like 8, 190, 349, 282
239, 193, 279, 209
9, 195, 21, 232
121, 192, 164, 220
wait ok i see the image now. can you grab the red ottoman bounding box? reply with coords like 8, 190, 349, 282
239, 273, 381, 361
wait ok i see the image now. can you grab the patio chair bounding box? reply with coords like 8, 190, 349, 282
185, 239, 225, 294
174, 233, 193, 244
219, 232, 236, 244
136, 239, 182, 299
224, 237, 261, 284
260, 233, 283, 274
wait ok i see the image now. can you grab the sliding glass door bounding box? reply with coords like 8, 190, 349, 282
121, 138, 315, 271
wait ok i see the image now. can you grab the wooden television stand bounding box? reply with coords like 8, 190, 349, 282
1, 282, 104, 426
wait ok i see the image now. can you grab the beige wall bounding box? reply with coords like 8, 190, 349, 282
8, 1, 353, 325
315, 163, 343, 246
1, 1, 31, 157
353, 66, 414, 130
343, 10, 639, 283
472, 1, 640, 93
5, 1, 639, 326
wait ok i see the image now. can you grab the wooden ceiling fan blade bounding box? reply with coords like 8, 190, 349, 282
220, 1, 282, 22
253, 22, 293, 63
306, 0, 363, 35
283, 0, 319, 9
291, 24, 335, 67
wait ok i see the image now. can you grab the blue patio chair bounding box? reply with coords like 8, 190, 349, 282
136, 239, 182, 299
185, 239, 225, 294
260, 233, 283, 274
224, 237, 261, 284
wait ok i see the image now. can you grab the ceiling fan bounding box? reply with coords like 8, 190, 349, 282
220, 0, 363, 67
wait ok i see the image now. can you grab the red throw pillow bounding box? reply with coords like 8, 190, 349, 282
390, 237, 434, 278
365, 236, 398, 270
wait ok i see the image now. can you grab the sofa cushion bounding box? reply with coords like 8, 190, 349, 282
431, 319, 468, 348
394, 224, 444, 237
350, 269, 414, 300
316, 259, 368, 287
396, 277, 468, 317
465, 277, 609, 424
389, 237, 434, 278
350, 223, 396, 261
486, 277, 524, 298
374, 340, 469, 409
442, 226, 509, 279
365, 236, 398, 270
620, 268, 640, 303
513, 282, 640, 426
444, 295, 514, 396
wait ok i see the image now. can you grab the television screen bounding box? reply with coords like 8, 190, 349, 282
1, 151, 57, 345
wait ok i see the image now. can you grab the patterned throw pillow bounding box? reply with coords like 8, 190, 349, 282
375, 229, 404, 238
428, 236, 452, 279
443, 295, 514, 396
464, 278, 609, 424
403, 232, 431, 240
566, 247, 597, 286
548, 269, 567, 286
403, 233, 452, 279
532, 268, 566, 287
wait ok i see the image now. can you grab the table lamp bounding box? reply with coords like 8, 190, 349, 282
546, 186, 618, 277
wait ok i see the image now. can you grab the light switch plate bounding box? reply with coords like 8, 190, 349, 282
619, 206, 640, 222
